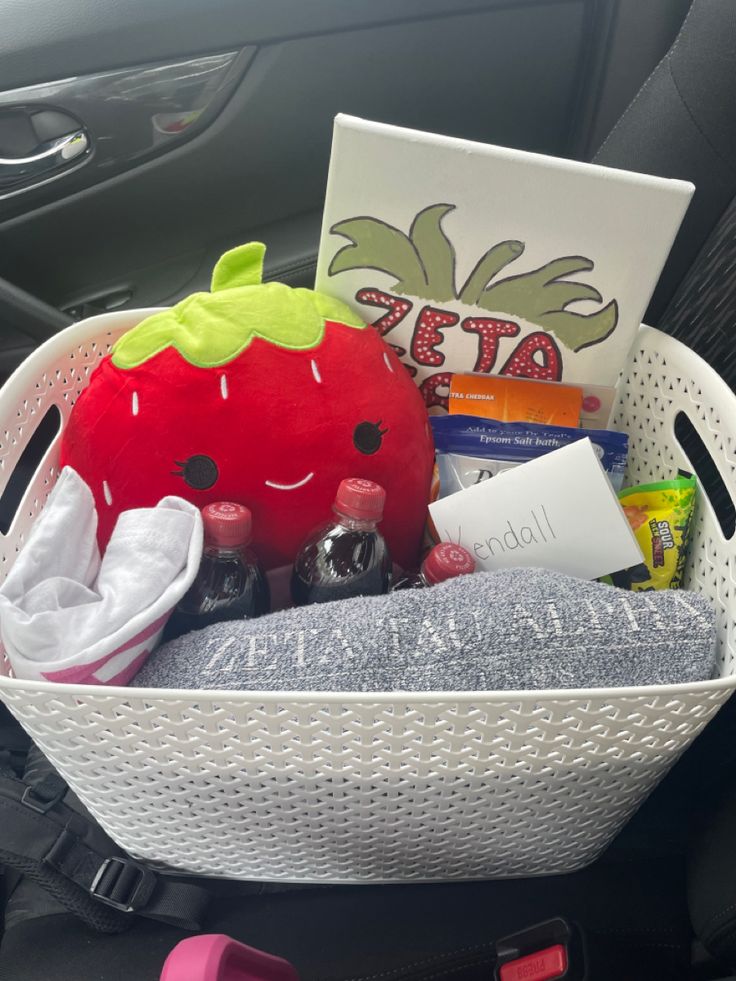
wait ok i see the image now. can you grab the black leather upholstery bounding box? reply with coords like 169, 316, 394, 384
689, 788, 736, 969
594, 0, 736, 326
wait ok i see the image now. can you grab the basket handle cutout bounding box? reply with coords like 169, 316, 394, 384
0, 404, 61, 535
674, 410, 735, 540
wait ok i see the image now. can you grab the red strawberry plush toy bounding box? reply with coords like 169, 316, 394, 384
61, 243, 434, 571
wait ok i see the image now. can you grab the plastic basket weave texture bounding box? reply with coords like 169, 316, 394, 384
0, 312, 734, 883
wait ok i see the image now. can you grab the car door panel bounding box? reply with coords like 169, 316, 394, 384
0, 4, 589, 305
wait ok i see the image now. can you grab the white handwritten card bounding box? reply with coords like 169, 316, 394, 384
428, 439, 643, 580
316, 115, 693, 411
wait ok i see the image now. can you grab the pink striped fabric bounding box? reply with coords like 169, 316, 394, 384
42, 610, 171, 685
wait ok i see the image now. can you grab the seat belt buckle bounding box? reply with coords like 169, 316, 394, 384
89, 856, 157, 913
20, 775, 66, 814
161, 935, 299, 981
494, 918, 587, 981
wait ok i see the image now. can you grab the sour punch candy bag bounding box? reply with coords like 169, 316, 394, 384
616, 474, 697, 590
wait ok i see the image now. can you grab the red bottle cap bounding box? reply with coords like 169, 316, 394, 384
335, 478, 386, 522
202, 502, 253, 548
422, 542, 476, 584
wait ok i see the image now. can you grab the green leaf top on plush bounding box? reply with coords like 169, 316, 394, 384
61, 243, 434, 571
113, 242, 364, 370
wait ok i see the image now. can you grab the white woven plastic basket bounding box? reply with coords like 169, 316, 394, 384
1, 312, 735, 883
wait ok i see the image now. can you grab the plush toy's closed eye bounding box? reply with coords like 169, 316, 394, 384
172, 454, 219, 490
353, 421, 388, 455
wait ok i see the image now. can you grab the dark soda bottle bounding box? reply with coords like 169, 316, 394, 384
165, 502, 270, 639
393, 542, 476, 590
291, 478, 392, 606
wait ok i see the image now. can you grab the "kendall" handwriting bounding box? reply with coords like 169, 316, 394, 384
471, 505, 556, 562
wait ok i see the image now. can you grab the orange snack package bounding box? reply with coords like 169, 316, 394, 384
449, 374, 582, 427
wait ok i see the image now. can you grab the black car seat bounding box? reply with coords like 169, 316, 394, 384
594, 0, 736, 332
3, 1, 736, 979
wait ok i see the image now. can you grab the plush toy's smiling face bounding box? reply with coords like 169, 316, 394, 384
61, 244, 434, 570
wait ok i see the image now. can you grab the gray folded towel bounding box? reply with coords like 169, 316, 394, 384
132, 568, 717, 692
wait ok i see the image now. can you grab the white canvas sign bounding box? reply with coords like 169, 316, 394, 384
316, 115, 693, 410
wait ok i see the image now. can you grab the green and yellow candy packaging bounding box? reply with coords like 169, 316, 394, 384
613, 474, 697, 591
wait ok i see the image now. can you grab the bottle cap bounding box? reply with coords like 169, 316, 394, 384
422, 542, 476, 584
334, 478, 386, 522
202, 502, 253, 548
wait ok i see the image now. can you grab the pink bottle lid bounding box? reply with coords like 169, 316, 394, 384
334, 478, 386, 522
160, 934, 299, 981
422, 542, 476, 584
202, 502, 253, 548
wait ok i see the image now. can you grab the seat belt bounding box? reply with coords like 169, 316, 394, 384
0, 761, 209, 934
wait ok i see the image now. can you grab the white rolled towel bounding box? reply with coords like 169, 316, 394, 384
0, 467, 202, 685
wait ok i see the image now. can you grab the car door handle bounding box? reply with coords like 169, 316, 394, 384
0, 128, 90, 191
